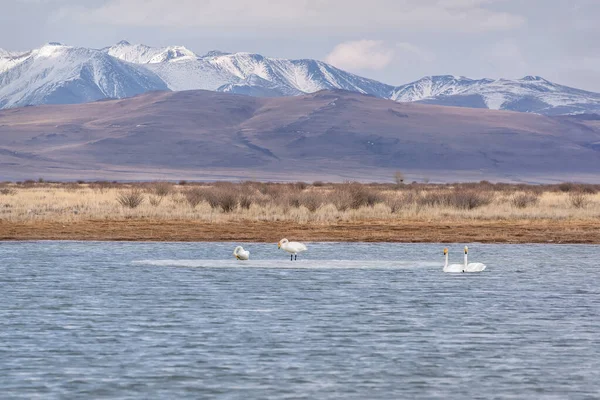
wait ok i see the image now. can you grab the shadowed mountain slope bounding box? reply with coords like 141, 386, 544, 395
0, 90, 598, 182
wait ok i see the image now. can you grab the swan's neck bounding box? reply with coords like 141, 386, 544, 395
444, 253, 448, 268
464, 252, 468, 267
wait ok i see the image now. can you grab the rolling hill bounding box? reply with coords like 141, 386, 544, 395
0, 90, 598, 182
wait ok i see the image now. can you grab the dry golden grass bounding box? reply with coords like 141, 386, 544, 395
1, 181, 599, 242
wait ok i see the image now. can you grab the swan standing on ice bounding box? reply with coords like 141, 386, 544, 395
443, 248, 465, 273
233, 246, 250, 260
278, 238, 307, 261
464, 246, 486, 272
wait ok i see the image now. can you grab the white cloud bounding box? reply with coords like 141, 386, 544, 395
326, 40, 395, 71
56, 0, 525, 33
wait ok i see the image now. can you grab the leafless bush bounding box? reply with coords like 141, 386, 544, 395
385, 195, 404, 213
239, 195, 253, 210
580, 185, 598, 195
299, 191, 324, 212
328, 183, 384, 211
149, 196, 162, 207
313, 181, 325, 187
218, 192, 238, 212
558, 182, 576, 192
150, 182, 173, 197
418, 189, 492, 210
202, 187, 239, 212
0, 188, 16, 195
330, 188, 352, 211
569, 193, 589, 209
511, 193, 540, 209
145, 182, 173, 206
185, 188, 204, 208
294, 182, 308, 191
117, 189, 145, 209
450, 190, 493, 210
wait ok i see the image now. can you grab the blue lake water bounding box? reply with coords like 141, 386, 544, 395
1, 241, 599, 399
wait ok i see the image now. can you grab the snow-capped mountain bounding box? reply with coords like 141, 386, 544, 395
2, 41, 600, 115
392, 75, 600, 115
0, 42, 167, 109
104, 41, 393, 96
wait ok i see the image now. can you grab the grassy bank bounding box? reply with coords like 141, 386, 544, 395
1, 180, 599, 243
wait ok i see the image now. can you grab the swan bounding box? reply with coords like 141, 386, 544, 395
464, 246, 486, 272
443, 248, 465, 273
278, 238, 307, 261
233, 246, 250, 260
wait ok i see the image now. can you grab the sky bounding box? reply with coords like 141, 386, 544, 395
2, 0, 600, 91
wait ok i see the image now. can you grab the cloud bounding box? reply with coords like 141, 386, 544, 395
485, 39, 529, 77
56, 0, 525, 33
326, 40, 395, 71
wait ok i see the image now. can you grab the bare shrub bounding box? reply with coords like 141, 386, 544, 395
0, 188, 16, 195
149, 196, 162, 207
294, 182, 308, 191
558, 182, 576, 192
299, 192, 324, 212
450, 190, 493, 210
385, 195, 404, 213
117, 189, 145, 208
239, 195, 252, 210
150, 182, 173, 197
580, 185, 598, 195
178, 180, 188, 186
511, 193, 540, 209
185, 188, 204, 208
569, 193, 589, 209
330, 188, 352, 211
218, 192, 239, 213
202, 187, 239, 212
419, 189, 492, 210
313, 181, 325, 187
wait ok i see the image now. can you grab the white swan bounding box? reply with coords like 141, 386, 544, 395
464, 246, 486, 272
233, 246, 250, 260
443, 247, 465, 273
278, 238, 307, 261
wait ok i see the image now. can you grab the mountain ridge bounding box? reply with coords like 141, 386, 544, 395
1, 41, 600, 115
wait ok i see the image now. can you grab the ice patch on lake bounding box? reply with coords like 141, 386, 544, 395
132, 259, 441, 270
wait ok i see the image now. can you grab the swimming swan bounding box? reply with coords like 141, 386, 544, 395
278, 238, 307, 261
443, 248, 465, 273
464, 246, 486, 272
233, 246, 250, 260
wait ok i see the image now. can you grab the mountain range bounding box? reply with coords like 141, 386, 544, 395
2, 41, 600, 116
1, 89, 599, 182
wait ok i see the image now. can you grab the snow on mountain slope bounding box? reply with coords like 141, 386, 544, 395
0, 43, 168, 109
391, 75, 600, 115
0, 49, 31, 74
3, 41, 600, 116
105, 40, 197, 64
104, 42, 393, 96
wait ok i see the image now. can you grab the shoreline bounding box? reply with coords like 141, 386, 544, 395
2, 219, 599, 244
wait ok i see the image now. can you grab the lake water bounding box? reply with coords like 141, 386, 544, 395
1, 241, 599, 399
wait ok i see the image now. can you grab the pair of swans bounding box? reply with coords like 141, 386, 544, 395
443, 246, 486, 273
233, 238, 308, 261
